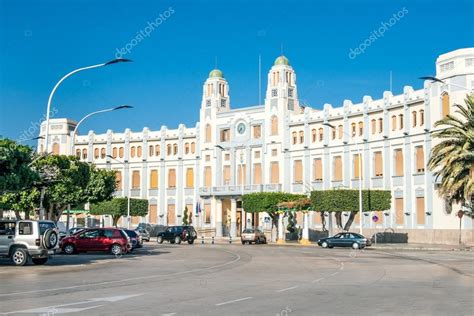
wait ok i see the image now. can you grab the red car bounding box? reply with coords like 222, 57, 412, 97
60, 228, 131, 255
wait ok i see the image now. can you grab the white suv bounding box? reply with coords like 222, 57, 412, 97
0, 220, 59, 266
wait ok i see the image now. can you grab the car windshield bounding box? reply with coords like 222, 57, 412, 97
243, 229, 255, 233
125, 230, 137, 237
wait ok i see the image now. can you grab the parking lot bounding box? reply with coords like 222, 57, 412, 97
0, 242, 473, 315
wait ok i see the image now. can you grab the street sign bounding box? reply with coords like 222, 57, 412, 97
264, 217, 271, 223
457, 210, 464, 219
372, 215, 379, 223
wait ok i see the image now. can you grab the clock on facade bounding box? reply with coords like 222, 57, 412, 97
236, 122, 246, 135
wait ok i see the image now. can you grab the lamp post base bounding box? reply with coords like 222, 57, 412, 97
299, 238, 311, 245
276, 239, 286, 244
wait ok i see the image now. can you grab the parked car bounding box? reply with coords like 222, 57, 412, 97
68, 227, 85, 236
317, 232, 370, 249
0, 219, 59, 266
135, 227, 150, 242
60, 228, 131, 255
137, 223, 166, 237
123, 229, 142, 249
241, 228, 267, 244
157, 226, 197, 244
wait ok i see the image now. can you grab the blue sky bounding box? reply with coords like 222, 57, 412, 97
1, 0, 472, 144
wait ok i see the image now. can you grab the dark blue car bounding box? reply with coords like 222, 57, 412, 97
317, 232, 370, 249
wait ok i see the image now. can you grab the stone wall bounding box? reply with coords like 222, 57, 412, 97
362, 228, 474, 246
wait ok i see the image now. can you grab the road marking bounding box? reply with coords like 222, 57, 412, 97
276, 285, 298, 292
330, 272, 339, 276
215, 297, 252, 306
312, 277, 325, 283
0, 249, 241, 297
161, 313, 177, 316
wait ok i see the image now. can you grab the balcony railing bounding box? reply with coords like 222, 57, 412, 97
199, 184, 282, 196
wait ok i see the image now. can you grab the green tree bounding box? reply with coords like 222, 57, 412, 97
428, 95, 474, 210
182, 206, 189, 225
90, 197, 149, 226
1, 188, 40, 219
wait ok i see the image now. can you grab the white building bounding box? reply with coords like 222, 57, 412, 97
39, 48, 474, 245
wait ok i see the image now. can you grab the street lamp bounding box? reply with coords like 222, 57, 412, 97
106, 155, 131, 229
70, 105, 133, 155
323, 122, 364, 235
43, 58, 132, 154
419, 76, 470, 91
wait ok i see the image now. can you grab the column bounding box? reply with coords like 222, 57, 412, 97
215, 198, 223, 237
230, 198, 237, 238
277, 213, 285, 244
300, 212, 310, 245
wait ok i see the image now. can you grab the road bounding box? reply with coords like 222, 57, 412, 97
0, 243, 473, 315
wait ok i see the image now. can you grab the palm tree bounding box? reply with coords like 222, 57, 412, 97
428, 95, 474, 208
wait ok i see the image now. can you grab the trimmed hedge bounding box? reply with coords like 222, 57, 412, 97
90, 197, 149, 225
242, 192, 304, 214
310, 189, 391, 212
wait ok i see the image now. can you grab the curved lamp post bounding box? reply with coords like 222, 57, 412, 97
323, 122, 364, 235
70, 105, 133, 155
43, 58, 132, 153
419, 76, 470, 91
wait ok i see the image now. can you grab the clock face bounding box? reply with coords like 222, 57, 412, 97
237, 122, 246, 135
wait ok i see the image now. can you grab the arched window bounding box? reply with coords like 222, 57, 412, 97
119, 147, 124, 158
378, 118, 383, 133
149, 145, 154, 157
112, 147, 118, 158
292, 131, 297, 145
441, 93, 450, 117
412, 111, 417, 127
155, 145, 160, 156
391, 115, 397, 131
115, 171, 122, 190
173, 144, 178, 155
191, 142, 196, 154
82, 148, 87, 159
137, 146, 142, 158
52, 143, 60, 155
420, 109, 424, 125
318, 128, 323, 141
338, 125, 343, 139
205, 124, 212, 142
331, 128, 336, 140
185, 143, 190, 154
351, 123, 356, 136
75, 149, 81, 158
94, 148, 99, 159
130, 146, 136, 158
299, 131, 304, 144
100, 148, 106, 159
271, 116, 278, 135
312, 129, 317, 142
371, 119, 376, 134
399, 114, 404, 129
167, 144, 172, 156
358, 122, 363, 136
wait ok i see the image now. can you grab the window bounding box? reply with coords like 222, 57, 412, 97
394, 149, 404, 176
288, 88, 293, 97
173, 144, 178, 155
416, 197, 425, 225
206, 100, 211, 107
168, 169, 176, 188
132, 170, 140, 189
395, 198, 404, 225
333, 156, 342, 181
415, 146, 425, 173
115, 171, 122, 190
221, 99, 226, 108
18, 222, 33, 235
150, 170, 158, 189
358, 122, 363, 136
254, 151, 260, 159
205, 155, 210, 162
420, 110, 425, 126
190, 142, 196, 154
225, 153, 230, 161
351, 123, 356, 136
94, 148, 99, 159
332, 128, 336, 140
52, 143, 60, 155
112, 147, 118, 158
0, 222, 15, 235
149, 145, 154, 157
374, 152, 383, 177
271, 116, 278, 135
353, 154, 362, 179
137, 146, 142, 158
253, 125, 261, 139
318, 128, 323, 141
220, 128, 230, 142
82, 149, 87, 159
75, 149, 81, 159
292, 131, 297, 145
299, 131, 304, 144
237, 165, 246, 185
272, 149, 278, 156
119, 147, 124, 158
99, 148, 105, 159
271, 89, 277, 97
223, 166, 231, 185
204, 167, 212, 187
399, 114, 404, 129
391, 115, 397, 131
371, 119, 376, 135
186, 168, 194, 188
378, 118, 383, 133
167, 144, 172, 156
338, 125, 343, 139
185, 143, 190, 154
155, 145, 160, 156
270, 162, 279, 184
205, 124, 212, 142
204, 204, 211, 224
313, 158, 322, 181
294, 160, 303, 183
253, 163, 262, 184
412, 111, 417, 127
130, 146, 136, 158
312, 129, 317, 142
167, 204, 176, 226
442, 93, 450, 117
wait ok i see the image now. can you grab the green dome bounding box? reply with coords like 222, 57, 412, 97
209, 69, 223, 78
274, 55, 289, 66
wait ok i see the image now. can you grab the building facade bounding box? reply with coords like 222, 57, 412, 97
39, 48, 474, 244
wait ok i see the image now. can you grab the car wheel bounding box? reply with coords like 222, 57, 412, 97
321, 241, 329, 248
352, 242, 360, 249
111, 244, 122, 255
174, 236, 182, 244
63, 244, 75, 255
157, 236, 163, 244
43, 229, 58, 249
188, 239, 194, 245
32, 258, 48, 265
11, 248, 28, 266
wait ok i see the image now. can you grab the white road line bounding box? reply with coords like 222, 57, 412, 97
330, 272, 339, 276
312, 277, 325, 283
276, 286, 298, 293
0, 250, 241, 297
161, 313, 177, 316
215, 297, 252, 306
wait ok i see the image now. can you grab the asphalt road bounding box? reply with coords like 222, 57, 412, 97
0, 243, 473, 316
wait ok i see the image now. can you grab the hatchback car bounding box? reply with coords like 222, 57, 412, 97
157, 226, 197, 244
60, 228, 130, 255
135, 227, 150, 242
317, 232, 370, 249
241, 228, 267, 244
124, 229, 142, 249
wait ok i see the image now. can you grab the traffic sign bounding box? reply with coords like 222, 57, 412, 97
372, 215, 379, 223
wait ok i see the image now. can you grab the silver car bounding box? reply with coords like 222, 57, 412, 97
0, 220, 59, 266
241, 228, 267, 244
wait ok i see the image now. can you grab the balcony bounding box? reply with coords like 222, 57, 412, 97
199, 184, 282, 196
